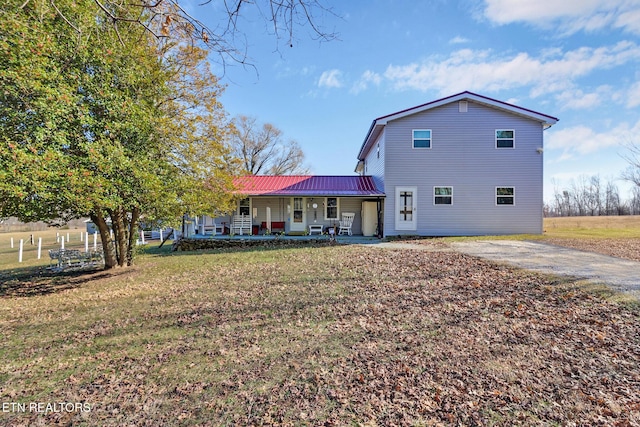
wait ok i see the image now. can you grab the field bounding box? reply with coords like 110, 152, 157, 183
544, 215, 640, 238
543, 216, 640, 262
0, 228, 102, 270
0, 218, 639, 425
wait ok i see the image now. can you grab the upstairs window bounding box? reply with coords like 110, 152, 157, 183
496, 130, 515, 148
413, 129, 432, 149
434, 187, 453, 205
496, 187, 515, 205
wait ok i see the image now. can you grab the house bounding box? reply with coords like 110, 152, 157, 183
355, 91, 558, 236
202, 91, 557, 237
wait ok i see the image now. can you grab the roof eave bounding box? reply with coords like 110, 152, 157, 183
357, 92, 559, 157
357, 121, 385, 161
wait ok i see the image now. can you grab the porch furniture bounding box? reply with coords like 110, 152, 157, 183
48, 249, 103, 271
338, 212, 355, 236
261, 221, 285, 233
200, 219, 223, 236
231, 214, 252, 235
308, 224, 323, 235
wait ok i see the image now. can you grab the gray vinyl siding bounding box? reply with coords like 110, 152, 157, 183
384, 100, 544, 236
363, 131, 385, 193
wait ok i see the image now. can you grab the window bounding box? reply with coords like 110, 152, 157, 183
496, 130, 514, 148
413, 129, 431, 149
377, 142, 380, 159
434, 187, 453, 205
325, 197, 338, 220
496, 187, 515, 205
239, 198, 250, 215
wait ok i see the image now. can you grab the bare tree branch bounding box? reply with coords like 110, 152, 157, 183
40, 0, 338, 72
230, 115, 308, 175
50, 0, 80, 33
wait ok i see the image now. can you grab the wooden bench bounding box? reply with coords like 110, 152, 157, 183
231, 215, 252, 235
261, 221, 285, 233
308, 224, 323, 235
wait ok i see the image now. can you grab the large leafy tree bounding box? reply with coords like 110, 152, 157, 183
0, 0, 237, 268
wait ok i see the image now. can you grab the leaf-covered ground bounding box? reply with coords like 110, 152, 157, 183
545, 237, 640, 262
1, 244, 639, 426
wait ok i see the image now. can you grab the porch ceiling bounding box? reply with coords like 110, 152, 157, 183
234, 175, 385, 197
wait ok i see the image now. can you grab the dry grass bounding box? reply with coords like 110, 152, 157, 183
543, 215, 640, 238
1, 242, 639, 426
541, 216, 640, 262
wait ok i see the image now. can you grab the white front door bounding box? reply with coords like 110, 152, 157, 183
290, 197, 306, 232
395, 186, 417, 231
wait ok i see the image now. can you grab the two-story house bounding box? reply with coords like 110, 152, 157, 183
355, 91, 558, 236
200, 91, 558, 237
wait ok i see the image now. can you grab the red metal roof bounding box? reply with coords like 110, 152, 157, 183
234, 175, 384, 197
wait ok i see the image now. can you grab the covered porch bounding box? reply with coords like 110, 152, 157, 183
196, 176, 385, 238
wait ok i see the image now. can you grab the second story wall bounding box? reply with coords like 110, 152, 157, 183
363, 130, 385, 193
383, 100, 545, 235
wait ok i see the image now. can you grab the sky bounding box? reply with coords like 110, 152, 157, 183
192, 0, 640, 203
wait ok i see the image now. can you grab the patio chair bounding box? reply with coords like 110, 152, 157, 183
200, 218, 224, 235
212, 221, 224, 235
338, 212, 355, 236
230, 214, 252, 235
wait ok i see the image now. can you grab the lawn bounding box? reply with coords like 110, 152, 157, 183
1, 236, 639, 425
544, 215, 640, 239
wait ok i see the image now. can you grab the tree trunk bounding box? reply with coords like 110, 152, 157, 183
109, 208, 128, 267
90, 211, 117, 269
126, 206, 140, 266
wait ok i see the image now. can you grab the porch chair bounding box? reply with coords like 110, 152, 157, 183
338, 212, 355, 236
230, 214, 252, 235
213, 221, 224, 235
200, 218, 224, 236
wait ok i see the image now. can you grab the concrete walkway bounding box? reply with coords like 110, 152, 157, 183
367, 240, 640, 300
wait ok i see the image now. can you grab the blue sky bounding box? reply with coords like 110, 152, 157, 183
195, 0, 640, 202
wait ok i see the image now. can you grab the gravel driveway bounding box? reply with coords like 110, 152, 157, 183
450, 240, 640, 300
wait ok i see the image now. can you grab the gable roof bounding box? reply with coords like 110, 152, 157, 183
234, 175, 384, 197
357, 91, 559, 160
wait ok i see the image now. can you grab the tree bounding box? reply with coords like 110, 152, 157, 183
18, 0, 337, 70
622, 143, 640, 188
230, 115, 309, 175
0, 0, 237, 268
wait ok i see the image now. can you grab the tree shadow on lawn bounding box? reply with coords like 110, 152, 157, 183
0, 265, 129, 298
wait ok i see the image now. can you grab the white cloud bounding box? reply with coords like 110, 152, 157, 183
449, 36, 470, 44
481, 0, 640, 35
318, 69, 343, 88
382, 41, 640, 97
546, 120, 640, 160
350, 70, 382, 94
626, 80, 640, 107
554, 86, 611, 110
